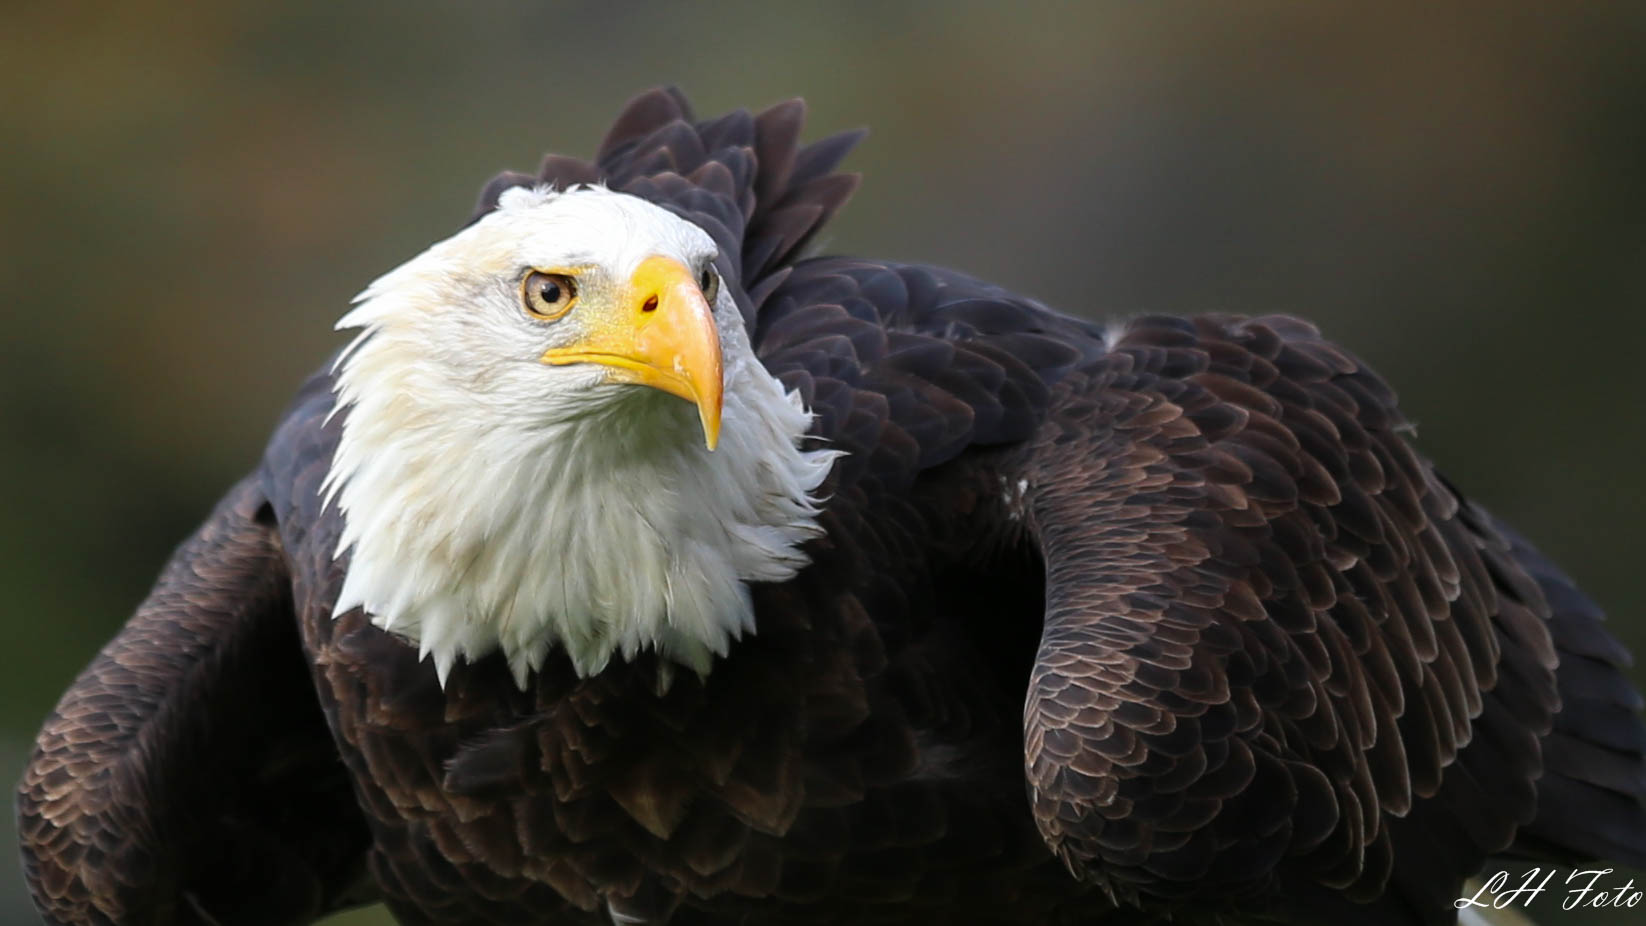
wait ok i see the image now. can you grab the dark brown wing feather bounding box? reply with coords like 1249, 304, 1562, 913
16, 477, 373, 926
1489, 516, 1646, 864
1013, 314, 1646, 923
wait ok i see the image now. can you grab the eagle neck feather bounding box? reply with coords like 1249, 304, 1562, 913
324, 331, 836, 689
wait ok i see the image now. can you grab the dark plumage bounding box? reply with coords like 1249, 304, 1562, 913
17, 89, 1646, 926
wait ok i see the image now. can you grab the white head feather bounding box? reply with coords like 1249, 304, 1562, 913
323, 186, 838, 688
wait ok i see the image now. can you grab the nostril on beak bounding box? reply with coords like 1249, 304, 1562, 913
641, 295, 658, 313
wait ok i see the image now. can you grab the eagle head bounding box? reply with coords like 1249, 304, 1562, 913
322, 185, 837, 689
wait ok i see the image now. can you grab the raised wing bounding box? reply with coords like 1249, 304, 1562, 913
17, 477, 373, 926
1011, 314, 1646, 923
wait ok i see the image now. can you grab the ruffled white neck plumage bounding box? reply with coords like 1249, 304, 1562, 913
328, 338, 833, 688
321, 189, 836, 689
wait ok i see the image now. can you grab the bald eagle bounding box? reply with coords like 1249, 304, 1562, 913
18, 89, 1646, 926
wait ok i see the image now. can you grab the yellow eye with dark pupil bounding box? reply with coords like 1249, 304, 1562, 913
699, 266, 719, 303
523, 270, 577, 319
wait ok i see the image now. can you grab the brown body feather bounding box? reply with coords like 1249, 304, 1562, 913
17, 89, 1646, 925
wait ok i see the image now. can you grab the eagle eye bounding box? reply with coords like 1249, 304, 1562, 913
699, 264, 720, 304
522, 270, 577, 320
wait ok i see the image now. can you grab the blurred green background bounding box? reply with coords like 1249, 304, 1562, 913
4, 2, 1644, 923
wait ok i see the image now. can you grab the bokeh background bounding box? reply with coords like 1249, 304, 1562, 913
4, 2, 1644, 923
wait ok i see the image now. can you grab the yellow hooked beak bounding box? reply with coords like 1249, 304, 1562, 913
539, 256, 724, 450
